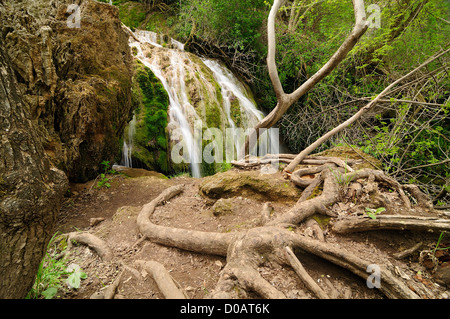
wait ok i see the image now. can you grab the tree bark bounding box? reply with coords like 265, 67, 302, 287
0, 43, 68, 298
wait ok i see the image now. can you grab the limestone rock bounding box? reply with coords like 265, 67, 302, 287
199, 169, 301, 203
0, 0, 134, 182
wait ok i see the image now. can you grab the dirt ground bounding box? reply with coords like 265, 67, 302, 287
54, 166, 450, 300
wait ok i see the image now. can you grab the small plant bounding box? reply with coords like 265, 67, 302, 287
329, 159, 354, 187
420, 231, 450, 273
27, 233, 89, 299
96, 173, 111, 188
432, 231, 450, 255
96, 160, 117, 189
364, 207, 386, 220
27, 233, 68, 299
66, 264, 87, 289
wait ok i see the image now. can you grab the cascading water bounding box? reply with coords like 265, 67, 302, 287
122, 28, 282, 176
128, 30, 202, 178
201, 59, 279, 157
121, 113, 136, 168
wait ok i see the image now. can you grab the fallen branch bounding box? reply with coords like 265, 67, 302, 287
332, 215, 450, 234
393, 242, 423, 260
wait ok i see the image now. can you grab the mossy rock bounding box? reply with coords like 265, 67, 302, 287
212, 198, 235, 216
199, 169, 301, 203
128, 60, 170, 173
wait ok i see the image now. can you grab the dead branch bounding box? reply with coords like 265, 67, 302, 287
284, 47, 450, 174
332, 215, 450, 234
393, 242, 423, 260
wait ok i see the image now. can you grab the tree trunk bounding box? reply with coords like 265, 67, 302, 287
0, 44, 67, 298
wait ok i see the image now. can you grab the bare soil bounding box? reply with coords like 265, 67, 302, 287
55, 167, 449, 299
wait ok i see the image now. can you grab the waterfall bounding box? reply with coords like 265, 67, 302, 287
129, 31, 202, 178
121, 114, 136, 168
202, 59, 279, 157
123, 28, 282, 177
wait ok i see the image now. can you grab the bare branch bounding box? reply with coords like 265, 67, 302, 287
284, 47, 450, 174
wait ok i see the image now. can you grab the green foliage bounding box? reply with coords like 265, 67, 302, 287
27, 233, 68, 299
96, 173, 111, 188
27, 233, 87, 299
117, 1, 148, 30
96, 160, 117, 189
365, 207, 386, 220
66, 264, 87, 290
359, 102, 450, 177
179, 0, 268, 50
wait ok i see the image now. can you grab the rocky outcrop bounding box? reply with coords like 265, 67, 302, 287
1, 0, 134, 182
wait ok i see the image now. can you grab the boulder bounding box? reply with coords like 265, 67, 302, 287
199, 169, 301, 203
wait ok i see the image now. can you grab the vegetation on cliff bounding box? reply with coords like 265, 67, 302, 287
130, 60, 170, 173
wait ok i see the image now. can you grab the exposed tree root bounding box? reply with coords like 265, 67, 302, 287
133, 159, 434, 299
136, 260, 186, 299
67, 231, 113, 262
63, 155, 448, 299
285, 246, 329, 299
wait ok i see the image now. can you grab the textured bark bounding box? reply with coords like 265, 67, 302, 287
332, 215, 450, 234
0, 43, 68, 298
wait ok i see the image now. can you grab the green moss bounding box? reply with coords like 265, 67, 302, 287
117, 2, 147, 30
311, 214, 331, 229
129, 60, 170, 174
229, 97, 242, 127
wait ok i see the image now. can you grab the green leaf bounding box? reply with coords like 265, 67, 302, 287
67, 272, 81, 289
365, 207, 385, 220
42, 287, 58, 299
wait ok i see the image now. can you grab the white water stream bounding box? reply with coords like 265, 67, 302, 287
121, 113, 136, 168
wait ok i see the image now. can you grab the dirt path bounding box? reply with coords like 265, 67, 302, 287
54, 167, 449, 299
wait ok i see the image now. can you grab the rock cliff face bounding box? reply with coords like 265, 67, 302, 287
1, 0, 134, 182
